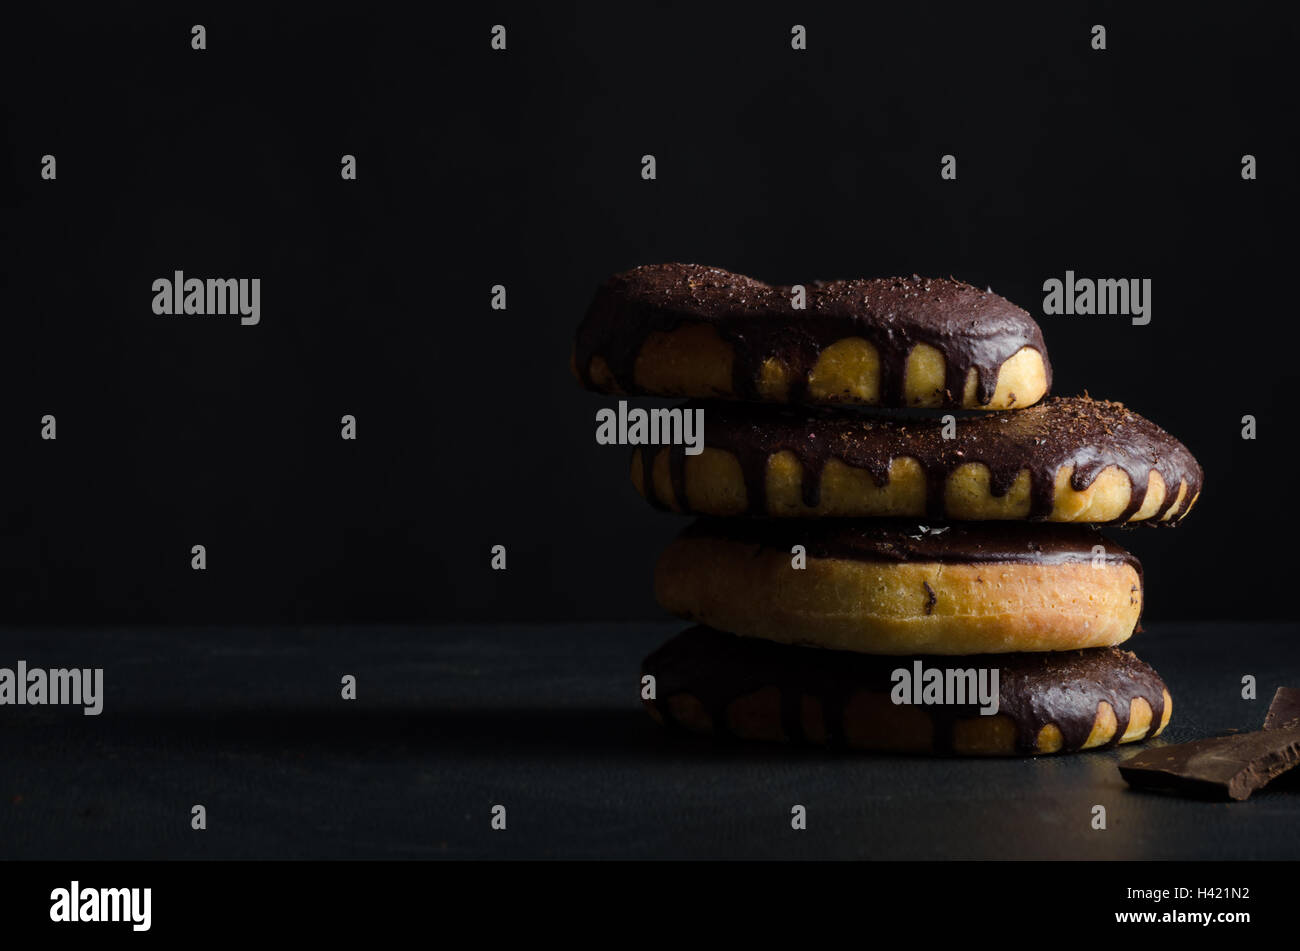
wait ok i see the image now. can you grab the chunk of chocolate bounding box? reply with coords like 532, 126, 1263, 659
1264, 687, 1300, 732
1119, 689, 1300, 801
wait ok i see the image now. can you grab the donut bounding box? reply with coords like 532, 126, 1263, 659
573, 263, 1051, 409
632, 396, 1202, 525
655, 519, 1143, 654
642, 626, 1172, 756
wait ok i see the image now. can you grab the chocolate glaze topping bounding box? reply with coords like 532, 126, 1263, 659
645, 396, 1202, 524
680, 517, 1142, 574
575, 263, 1052, 406
644, 626, 1168, 755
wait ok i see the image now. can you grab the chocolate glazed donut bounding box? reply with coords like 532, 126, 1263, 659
575, 263, 1051, 407
639, 396, 1203, 524
643, 627, 1169, 755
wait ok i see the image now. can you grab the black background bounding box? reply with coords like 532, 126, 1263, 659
2, 2, 1295, 625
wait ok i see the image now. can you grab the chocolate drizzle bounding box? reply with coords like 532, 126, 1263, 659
644, 626, 1168, 755
575, 263, 1051, 407
647, 396, 1202, 524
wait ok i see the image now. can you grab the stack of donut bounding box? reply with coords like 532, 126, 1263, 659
573, 264, 1203, 756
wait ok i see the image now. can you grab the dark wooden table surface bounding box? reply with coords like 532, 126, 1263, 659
1, 622, 1296, 859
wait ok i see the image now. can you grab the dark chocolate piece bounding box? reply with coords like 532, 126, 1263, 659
644, 396, 1202, 524
644, 626, 1167, 755
680, 517, 1141, 573
1118, 728, 1300, 801
575, 264, 1051, 407
1264, 687, 1300, 732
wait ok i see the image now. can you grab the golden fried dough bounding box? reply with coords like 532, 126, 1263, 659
655, 520, 1143, 655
